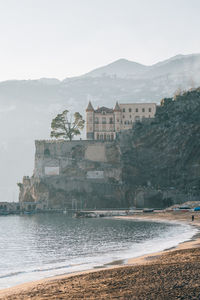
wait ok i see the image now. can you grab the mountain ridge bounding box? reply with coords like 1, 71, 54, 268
1, 53, 200, 83
81, 53, 200, 79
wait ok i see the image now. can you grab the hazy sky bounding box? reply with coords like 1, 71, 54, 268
0, 0, 200, 80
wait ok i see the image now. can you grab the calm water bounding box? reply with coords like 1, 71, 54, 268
0, 214, 197, 289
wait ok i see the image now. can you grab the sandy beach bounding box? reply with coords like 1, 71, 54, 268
1, 211, 200, 299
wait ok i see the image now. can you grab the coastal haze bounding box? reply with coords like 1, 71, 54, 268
0, 0, 200, 202
0, 0, 200, 298
1, 54, 200, 202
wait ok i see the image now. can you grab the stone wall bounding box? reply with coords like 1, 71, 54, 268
19, 139, 125, 209
34, 140, 120, 178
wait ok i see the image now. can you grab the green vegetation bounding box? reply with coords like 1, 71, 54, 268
121, 87, 200, 195
156, 88, 200, 124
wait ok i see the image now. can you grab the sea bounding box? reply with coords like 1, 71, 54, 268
0, 213, 197, 289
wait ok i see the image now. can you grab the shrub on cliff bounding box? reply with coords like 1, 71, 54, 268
155, 87, 200, 125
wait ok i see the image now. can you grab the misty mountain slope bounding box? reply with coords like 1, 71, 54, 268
83, 59, 147, 78
0, 53, 200, 202
146, 54, 200, 79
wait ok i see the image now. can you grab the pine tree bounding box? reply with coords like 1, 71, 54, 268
50, 110, 85, 140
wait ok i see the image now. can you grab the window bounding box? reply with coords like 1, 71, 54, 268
149, 108, 152, 112
136, 108, 138, 112
129, 108, 132, 112
44, 149, 50, 156
95, 117, 99, 124
107, 135, 110, 140
102, 117, 106, 124
100, 135, 103, 140
130, 115, 131, 118
89, 117, 93, 122
142, 108, 145, 112
123, 115, 125, 118
109, 117, 113, 124
117, 119, 119, 122
135, 116, 140, 122
102, 111, 106, 115
97, 134, 99, 140
123, 108, 125, 112
111, 134, 114, 141
104, 133, 106, 140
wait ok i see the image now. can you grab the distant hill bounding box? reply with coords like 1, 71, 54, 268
83, 54, 200, 81
83, 58, 147, 78
0, 53, 200, 201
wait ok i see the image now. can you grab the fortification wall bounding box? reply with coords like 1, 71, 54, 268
34, 140, 121, 181
19, 139, 124, 209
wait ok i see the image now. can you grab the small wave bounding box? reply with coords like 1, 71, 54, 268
0, 271, 25, 279
32, 264, 71, 273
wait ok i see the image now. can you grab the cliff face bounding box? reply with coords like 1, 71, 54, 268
19, 88, 200, 209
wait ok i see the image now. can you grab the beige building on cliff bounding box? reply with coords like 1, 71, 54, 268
86, 101, 156, 140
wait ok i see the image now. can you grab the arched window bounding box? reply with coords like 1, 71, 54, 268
135, 116, 140, 122
102, 117, 106, 124
44, 148, 50, 156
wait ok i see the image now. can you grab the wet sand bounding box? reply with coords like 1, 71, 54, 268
1, 211, 200, 299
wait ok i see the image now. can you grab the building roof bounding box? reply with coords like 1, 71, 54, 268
86, 101, 94, 112
94, 106, 114, 113
114, 101, 121, 112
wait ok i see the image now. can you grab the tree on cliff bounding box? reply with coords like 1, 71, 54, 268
50, 110, 85, 140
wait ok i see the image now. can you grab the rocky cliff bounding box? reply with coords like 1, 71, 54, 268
119, 88, 200, 207
18, 88, 200, 209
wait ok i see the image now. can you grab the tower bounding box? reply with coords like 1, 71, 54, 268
86, 101, 94, 140
114, 101, 121, 133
